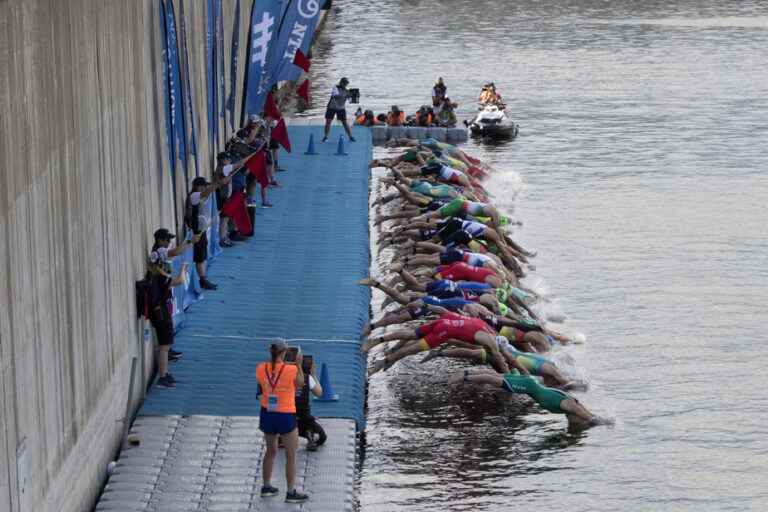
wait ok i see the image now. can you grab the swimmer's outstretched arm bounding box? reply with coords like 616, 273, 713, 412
424, 304, 450, 316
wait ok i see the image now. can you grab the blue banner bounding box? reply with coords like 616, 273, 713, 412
228, 0, 241, 133
206, 0, 217, 141
273, 0, 322, 83
178, 0, 199, 177
165, 0, 187, 175
160, 0, 175, 176
242, 0, 283, 120
217, 0, 226, 126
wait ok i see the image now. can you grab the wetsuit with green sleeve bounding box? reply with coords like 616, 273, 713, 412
410, 180, 457, 198
501, 373, 570, 414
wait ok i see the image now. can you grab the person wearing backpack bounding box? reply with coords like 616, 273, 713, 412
148, 228, 198, 388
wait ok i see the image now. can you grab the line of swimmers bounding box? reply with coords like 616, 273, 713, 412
361, 138, 613, 431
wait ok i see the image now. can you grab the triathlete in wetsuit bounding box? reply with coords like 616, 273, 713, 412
454, 368, 611, 430
362, 312, 509, 376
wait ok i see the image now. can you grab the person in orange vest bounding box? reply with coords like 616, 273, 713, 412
414, 106, 435, 127
256, 340, 309, 503
355, 109, 380, 126
386, 106, 405, 126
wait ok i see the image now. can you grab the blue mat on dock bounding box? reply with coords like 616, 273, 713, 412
140, 125, 371, 429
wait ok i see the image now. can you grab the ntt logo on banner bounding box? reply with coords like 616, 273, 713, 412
297, 0, 320, 19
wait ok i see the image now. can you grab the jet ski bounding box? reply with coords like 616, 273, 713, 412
467, 104, 519, 139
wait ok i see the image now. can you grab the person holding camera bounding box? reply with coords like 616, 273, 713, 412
322, 77, 356, 143
256, 340, 309, 504
295, 356, 327, 451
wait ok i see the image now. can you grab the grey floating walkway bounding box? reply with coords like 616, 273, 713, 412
96, 417, 356, 512
94, 125, 371, 511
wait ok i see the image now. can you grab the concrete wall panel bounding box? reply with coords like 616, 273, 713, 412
0, 1, 252, 511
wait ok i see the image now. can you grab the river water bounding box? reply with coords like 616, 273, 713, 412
302, 1, 768, 510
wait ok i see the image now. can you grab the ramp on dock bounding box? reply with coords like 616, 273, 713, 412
94, 125, 371, 512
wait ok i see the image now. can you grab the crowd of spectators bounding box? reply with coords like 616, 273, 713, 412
140, 112, 284, 389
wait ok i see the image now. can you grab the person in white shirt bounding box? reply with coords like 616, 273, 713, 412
322, 77, 356, 143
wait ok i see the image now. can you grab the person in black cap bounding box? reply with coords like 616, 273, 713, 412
185, 177, 218, 290
149, 228, 199, 388
322, 77, 356, 143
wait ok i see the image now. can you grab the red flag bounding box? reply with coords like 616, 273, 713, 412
293, 49, 311, 73
296, 79, 310, 103
221, 190, 252, 236
264, 92, 282, 120
246, 150, 269, 189
271, 118, 291, 153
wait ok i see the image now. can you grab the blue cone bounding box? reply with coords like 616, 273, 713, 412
304, 133, 318, 155
334, 134, 348, 156
314, 362, 340, 402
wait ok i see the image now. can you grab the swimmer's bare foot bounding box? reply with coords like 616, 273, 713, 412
361, 321, 372, 337
420, 345, 446, 364
368, 357, 391, 376
389, 262, 403, 273
361, 336, 381, 353
381, 296, 397, 309
357, 278, 380, 288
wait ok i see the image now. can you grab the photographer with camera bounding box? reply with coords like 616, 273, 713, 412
256, 340, 309, 504
322, 77, 356, 143
295, 355, 327, 451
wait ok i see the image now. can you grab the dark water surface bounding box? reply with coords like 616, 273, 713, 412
303, 1, 768, 510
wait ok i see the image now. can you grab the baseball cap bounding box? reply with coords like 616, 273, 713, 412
192, 177, 209, 188
153, 228, 176, 240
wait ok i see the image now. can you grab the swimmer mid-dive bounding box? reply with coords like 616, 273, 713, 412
423, 335, 586, 390
452, 368, 611, 430
362, 312, 516, 376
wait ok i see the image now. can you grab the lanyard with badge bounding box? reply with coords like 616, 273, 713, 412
265, 363, 285, 412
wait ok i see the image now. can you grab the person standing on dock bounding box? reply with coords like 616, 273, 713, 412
256, 340, 309, 503
322, 77, 356, 143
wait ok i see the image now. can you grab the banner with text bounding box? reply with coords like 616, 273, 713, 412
242, 0, 283, 120
273, 0, 322, 83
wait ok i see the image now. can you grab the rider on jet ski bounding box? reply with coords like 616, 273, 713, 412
478, 83, 504, 107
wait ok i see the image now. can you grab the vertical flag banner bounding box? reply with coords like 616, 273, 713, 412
227, 0, 241, 133
241, 0, 283, 121
216, 0, 226, 129
178, 0, 200, 177
273, 0, 322, 83
160, 0, 175, 175
165, 0, 188, 175
206, 0, 218, 145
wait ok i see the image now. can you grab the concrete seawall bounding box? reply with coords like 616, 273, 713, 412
0, 1, 307, 511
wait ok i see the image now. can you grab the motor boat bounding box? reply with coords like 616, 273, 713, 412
466, 104, 519, 139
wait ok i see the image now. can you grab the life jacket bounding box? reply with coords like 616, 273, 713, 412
355, 114, 366, 125
387, 111, 404, 126
479, 90, 494, 103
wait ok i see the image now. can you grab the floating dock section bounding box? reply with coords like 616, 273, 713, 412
94, 125, 372, 512
370, 125, 468, 144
